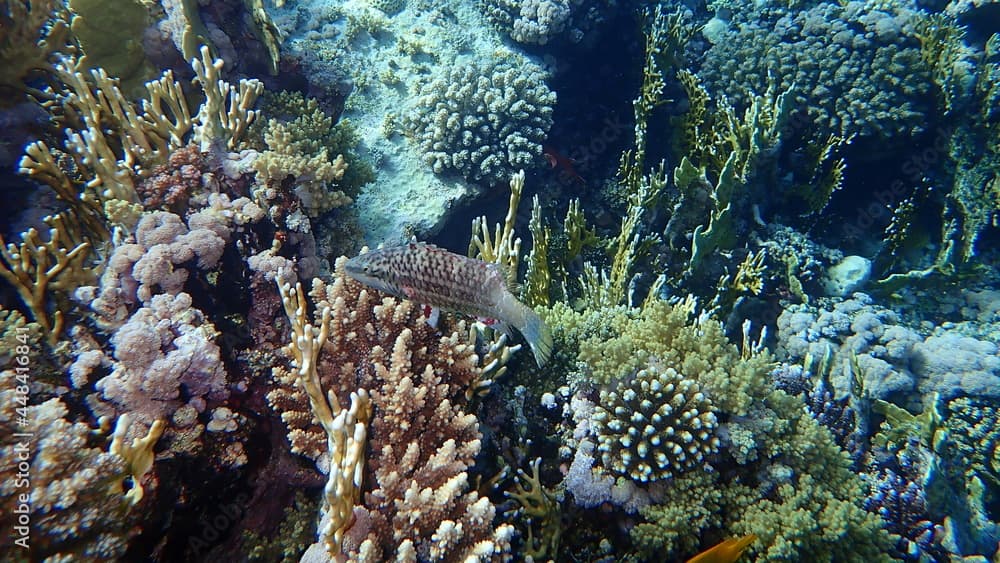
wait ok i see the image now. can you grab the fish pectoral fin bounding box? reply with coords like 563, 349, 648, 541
476, 317, 513, 338
424, 305, 441, 329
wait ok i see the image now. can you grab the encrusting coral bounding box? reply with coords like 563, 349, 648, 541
269, 257, 513, 561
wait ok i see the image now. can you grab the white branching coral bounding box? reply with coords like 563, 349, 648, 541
592, 363, 720, 482
403, 56, 555, 183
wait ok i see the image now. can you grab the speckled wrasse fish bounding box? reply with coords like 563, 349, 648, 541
344, 242, 553, 367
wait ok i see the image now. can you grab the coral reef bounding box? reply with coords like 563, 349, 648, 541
544, 293, 890, 560
481, 0, 575, 45
269, 258, 513, 560
777, 293, 1000, 403
135, 145, 208, 211
3, 0, 1000, 560
700, 1, 932, 140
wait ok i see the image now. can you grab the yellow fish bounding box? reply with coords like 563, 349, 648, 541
686, 534, 757, 563
344, 242, 553, 366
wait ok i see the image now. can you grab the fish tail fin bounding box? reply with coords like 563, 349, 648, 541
519, 307, 553, 367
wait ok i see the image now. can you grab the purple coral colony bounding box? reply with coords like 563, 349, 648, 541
1, 0, 999, 561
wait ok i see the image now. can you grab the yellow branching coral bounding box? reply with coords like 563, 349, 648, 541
276, 274, 370, 556
0, 216, 96, 340
191, 45, 264, 150
563, 198, 598, 265
470, 169, 524, 283
108, 414, 165, 505
8, 43, 262, 340
523, 195, 551, 307
576, 8, 674, 309
468, 170, 525, 375
507, 458, 561, 561
0, 0, 71, 97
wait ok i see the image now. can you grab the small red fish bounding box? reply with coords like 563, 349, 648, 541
686, 534, 757, 563
543, 145, 585, 186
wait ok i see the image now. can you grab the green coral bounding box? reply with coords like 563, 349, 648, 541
244, 491, 319, 562
877, 16, 1000, 284
0, 0, 71, 98
667, 75, 792, 273
944, 397, 1000, 488
260, 91, 374, 196
69, 0, 155, 96
253, 91, 374, 217
546, 294, 890, 560
574, 297, 771, 417
631, 470, 724, 555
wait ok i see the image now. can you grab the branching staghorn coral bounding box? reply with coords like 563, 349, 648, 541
469, 170, 524, 283
269, 258, 513, 561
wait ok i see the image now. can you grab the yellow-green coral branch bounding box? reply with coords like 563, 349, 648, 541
277, 273, 370, 556
191, 45, 264, 150
0, 225, 91, 340
523, 195, 551, 307
109, 414, 165, 505
469, 169, 524, 283
507, 457, 561, 560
